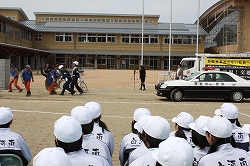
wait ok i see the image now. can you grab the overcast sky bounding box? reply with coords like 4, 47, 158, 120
2, 0, 219, 23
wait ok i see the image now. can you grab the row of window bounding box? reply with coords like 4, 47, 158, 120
41, 17, 153, 24
5, 16, 16, 21
0, 20, 5, 33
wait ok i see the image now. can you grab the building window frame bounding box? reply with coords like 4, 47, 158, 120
35, 34, 42, 42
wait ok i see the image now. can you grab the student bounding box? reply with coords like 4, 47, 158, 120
215, 103, 249, 151
152, 137, 194, 166
129, 116, 170, 166
242, 124, 250, 153
128, 115, 151, 165
170, 112, 194, 147
139, 65, 146, 90
58, 65, 75, 95
54, 115, 106, 166
71, 61, 83, 95
0, 107, 32, 166
189, 116, 211, 166
119, 108, 151, 166
33, 147, 72, 166
41, 68, 57, 95
8, 64, 23, 92
198, 116, 250, 166
20, 65, 34, 97
85, 101, 114, 155
175, 64, 183, 80
71, 106, 111, 165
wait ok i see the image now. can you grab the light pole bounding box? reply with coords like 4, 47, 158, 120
141, 0, 144, 66
168, 0, 172, 80
196, 0, 200, 55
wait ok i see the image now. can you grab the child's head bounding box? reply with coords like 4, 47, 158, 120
0, 107, 13, 128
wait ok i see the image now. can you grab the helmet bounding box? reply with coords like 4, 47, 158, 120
73, 61, 79, 66
58, 65, 64, 70
44, 68, 51, 73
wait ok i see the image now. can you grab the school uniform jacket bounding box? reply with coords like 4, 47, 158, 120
193, 146, 210, 166
129, 148, 157, 166
232, 124, 249, 151
198, 143, 250, 166
92, 122, 114, 155
128, 142, 148, 165
82, 134, 112, 165
0, 128, 32, 166
119, 133, 142, 166
169, 130, 195, 147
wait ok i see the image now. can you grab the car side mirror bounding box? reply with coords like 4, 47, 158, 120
193, 79, 199, 83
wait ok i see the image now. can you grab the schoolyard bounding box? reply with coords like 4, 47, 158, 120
0, 69, 250, 166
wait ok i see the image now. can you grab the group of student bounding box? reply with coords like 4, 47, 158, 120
8, 61, 84, 96
119, 103, 250, 166
0, 102, 250, 166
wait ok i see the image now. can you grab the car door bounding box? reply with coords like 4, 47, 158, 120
185, 73, 216, 98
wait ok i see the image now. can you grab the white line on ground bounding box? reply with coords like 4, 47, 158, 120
239, 112, 250, 118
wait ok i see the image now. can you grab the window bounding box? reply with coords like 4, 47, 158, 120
87, 34, 96, 42
164, 35, 170, 44
63, 18, 71, 22
6, 25, 13, 39
11, 16, 16, 21
131, 35, 140, 43
149, 20, 153, 24
107, 34, 116, 43
144, 20, 149, 24
89, 18, 93, 22
49, 17, 54, 21
55, 33, 72, 42
54, 17, 62, 22
173, 35, 182, 44
215, 73, 236, 82
130, 56, 139, 65
72, 18, 79, 22
143, 35, 158, 44
78, 33, 87, 42
98, 34, 106, 42
0, 20, 6, 33
22, 29, 31, 40
15, 28, 21, 41
97, 55, 106, 65
45, 17, 50, 21
183, 36, 192, 44
121, 35, 130, 43
136, 20, 140, 23
85, 18, 89, 22
35, 34, 42, 42
41, 17, 45, 21
193, 36, 201, 44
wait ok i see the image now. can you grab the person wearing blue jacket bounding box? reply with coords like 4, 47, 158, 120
20, 65, 34, 97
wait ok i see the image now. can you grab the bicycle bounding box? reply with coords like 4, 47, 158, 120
58, 77, 88, 93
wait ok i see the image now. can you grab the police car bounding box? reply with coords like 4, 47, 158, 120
155, 71, 250, 102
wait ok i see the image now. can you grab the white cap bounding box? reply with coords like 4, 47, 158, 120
242, 124, 250, 134
189, 116, 211, 136
133, 108, 151, 121
71, 106, 92, 125
172, 112, 194, 129
58, 65, 64, 70
143, 116, 170, 140
134, 115, 151, 133
203, 116, 232, 138
54, 116, 82, 143
33, 147, 72, 166
215, 103, 238, 119
0, 107, 13, 125
152, 137, 194, 166
85, 102, 101, 119
73, 61, 79, 66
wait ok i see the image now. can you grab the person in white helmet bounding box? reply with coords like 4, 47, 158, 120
189, 116, 211, 166
152, 137, 194, 166
33, 147, 72, 166
54, 116, 105, 166
119, 108, 151, 166
85, 101, 114, 156
71, 106, 112, 165
0, 107, 32, 166
71, 61, 83, 95
198, 116, 250, 166
128, 115, 151, 165
58, 65, 75, 95
129, 116, 170, 166
215, 103, 249, 151
170, 112, 195, 147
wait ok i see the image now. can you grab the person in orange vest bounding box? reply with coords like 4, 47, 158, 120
8, 64, 23, 93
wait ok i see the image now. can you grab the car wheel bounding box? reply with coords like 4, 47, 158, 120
230, 90, 244, 102
170, 89, 183, 102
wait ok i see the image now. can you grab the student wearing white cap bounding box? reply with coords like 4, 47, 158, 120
33, 147, 72, 166
242, 124, 250, 153
85, 101, 114, 155
54, 115, 104, 166
189, 116, 211, 166
119, 108, 151, 166
71, 106, 111, 165
215, 103, 249, 151
0, 107, 32, 166
170, 112, 195, 147
128, 115, 151, 165
152, 137, 194, 166
129, 116, 170, 166
198, 116, 250, 166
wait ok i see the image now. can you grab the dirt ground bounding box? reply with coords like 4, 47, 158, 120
0, 69, 250, 166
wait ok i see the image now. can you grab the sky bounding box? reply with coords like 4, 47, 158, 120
2, 0, 220, 24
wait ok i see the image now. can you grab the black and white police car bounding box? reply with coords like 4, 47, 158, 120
155, 71, 250, 102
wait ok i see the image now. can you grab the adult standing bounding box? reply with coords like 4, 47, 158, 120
139, 65, 146, 90
175, 64, 183, 80
70, 61, 83, 95
8, 64, 23, 93
58, 65, 75, 95
20, 65, 34, 97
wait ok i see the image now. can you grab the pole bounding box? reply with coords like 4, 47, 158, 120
168, 0, 172, 80
133, 70, 136, 91
141, 0, 144, 66
196, 0, 200, 55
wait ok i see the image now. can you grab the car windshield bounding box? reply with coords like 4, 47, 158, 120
185, 72, 200, 81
